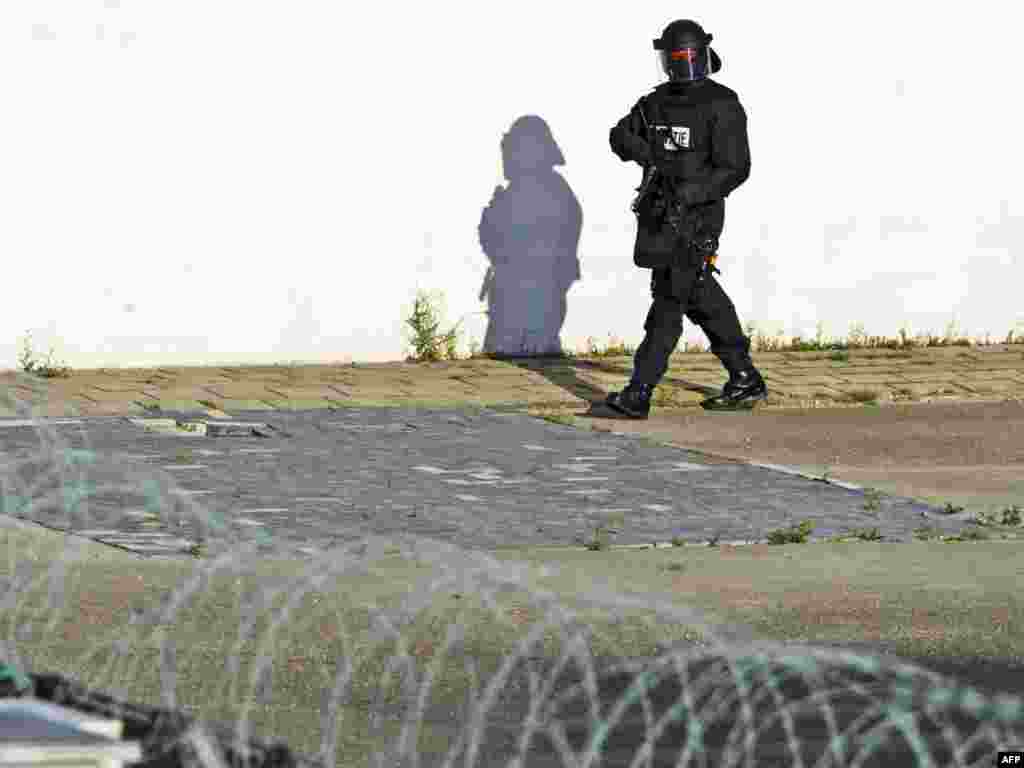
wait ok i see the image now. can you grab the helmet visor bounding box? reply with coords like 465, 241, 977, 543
656, 47, 708, 82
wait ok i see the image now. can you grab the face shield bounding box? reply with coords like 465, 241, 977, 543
655, 46, 709, 82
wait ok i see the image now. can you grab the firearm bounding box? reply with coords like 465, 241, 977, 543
634, 167, 690, 236
630, 164, 660, 217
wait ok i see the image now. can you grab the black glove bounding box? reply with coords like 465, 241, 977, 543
611, 121, 655, 166
631, 165, 659, 215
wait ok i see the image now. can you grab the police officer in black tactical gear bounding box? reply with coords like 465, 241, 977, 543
605, 19, 768, 418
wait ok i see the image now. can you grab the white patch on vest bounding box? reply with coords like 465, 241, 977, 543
654, 124, 691, 151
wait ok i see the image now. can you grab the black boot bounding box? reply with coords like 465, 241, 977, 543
701, 367, 768, 411
605, 381, 654, 419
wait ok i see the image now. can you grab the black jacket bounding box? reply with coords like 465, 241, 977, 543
610, 78, 751, 253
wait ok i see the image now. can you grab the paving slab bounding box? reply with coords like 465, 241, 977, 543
0, 405, 1005, 561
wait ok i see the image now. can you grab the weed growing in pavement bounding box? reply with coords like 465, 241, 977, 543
401, 288, 465, 363
826, 528, 885, 543
827, 532, 884, 544
950, 528, 991, 542
853, 527, 884, 541
767, 520, 816, 545
911, 525, 1000, 542
975, 505, 1023, 527
861, 489, 883, 514
538, 412, 576, 427
186, 542, 207, 558
16, 330, 72, 379
913, 526, 943, 541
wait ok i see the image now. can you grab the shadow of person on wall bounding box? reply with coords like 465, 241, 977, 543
477, 115, 623, 409
477, 115, 582, 358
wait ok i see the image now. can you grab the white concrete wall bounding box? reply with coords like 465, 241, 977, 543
2, 1, 1022, 371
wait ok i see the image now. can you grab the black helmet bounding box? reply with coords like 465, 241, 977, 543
653, 20, 722, 83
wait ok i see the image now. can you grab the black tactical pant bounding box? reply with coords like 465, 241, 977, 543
631, 265, 753, 387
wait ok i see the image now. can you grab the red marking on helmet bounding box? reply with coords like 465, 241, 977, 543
670, 48, 697, 61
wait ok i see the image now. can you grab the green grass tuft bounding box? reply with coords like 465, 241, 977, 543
766, 520, 816, 545
16, 330, 72, 379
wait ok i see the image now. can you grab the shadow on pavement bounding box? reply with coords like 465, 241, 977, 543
487, 353, 720, 417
